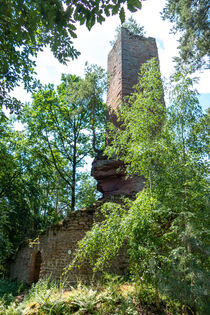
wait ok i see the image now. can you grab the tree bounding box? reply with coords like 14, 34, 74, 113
0, 115, 55, 274
162, 0, 210, 69
0, 0, 142, 112
110, 16, 146, 46
21, 69, 106, 211
76, 172, 101, 209
14, 130, 68, 220
0, 121, 68, 274
0, 63, 106, 272
69, 59, 209, 313
83, 63, 107, 153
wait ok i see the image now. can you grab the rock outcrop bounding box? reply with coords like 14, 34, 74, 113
91, 154, 144, 198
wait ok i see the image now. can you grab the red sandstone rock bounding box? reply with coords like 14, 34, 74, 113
91, 156, 144, 197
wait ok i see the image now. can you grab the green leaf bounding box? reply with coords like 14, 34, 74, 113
127, 0, 142, 12
69, 30, 77, 38
104, 7, 110, 17
86, 15, 96, 30
112, 4, 120, 15
133, 0, 142, 9
119, 7, 125, 23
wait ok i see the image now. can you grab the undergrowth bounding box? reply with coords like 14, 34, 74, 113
0, 276, 187, 314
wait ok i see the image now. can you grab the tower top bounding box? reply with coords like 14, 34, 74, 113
107, 28, 159, 114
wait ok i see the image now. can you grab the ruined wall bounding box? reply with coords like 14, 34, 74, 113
9, 204, 128, 285
107, 34, 122, 113
107, 28, 158, 115
121, 30, 158, 99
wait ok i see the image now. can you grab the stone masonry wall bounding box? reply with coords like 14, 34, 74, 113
9, 204, 128, 285
107, 34, 122, 113
107, 28, 158, 116
121, 29, 158, 99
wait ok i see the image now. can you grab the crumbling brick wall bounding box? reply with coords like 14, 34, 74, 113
9, 203, 128, 285
107, 28, 158, 126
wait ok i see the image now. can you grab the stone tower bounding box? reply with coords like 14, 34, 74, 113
91, 28, 159, 198
107, 28, 158, 122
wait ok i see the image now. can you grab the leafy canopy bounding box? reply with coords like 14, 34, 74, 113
69, 59, 209, 313
0, 116, 59, 274
0, 0, 142, 112
21, 66, 106, 211
0, 64, 106, 272
110, 16, 146, 46
162, 0, 210, 69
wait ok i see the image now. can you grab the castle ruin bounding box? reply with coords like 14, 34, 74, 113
9, 29, 159, 285
91, 28, 158, 198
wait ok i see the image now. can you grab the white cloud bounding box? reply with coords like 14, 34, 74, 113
194, 70, 210, 94
11, 83, 31, 103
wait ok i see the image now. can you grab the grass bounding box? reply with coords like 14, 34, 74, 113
0, 276, 184, 314
0, 278, 27, 306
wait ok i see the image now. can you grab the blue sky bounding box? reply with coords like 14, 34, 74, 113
198, 94, 210, 112
12, 0, 209, 112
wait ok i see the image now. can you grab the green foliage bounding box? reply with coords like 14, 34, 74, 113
121, 15, 145, 36
0, 112, 65, 274
110, 16, 146, 46
0, 116, 37, 273
0, 0, 142, 112
68, 198, 133, 272
67, 284, 108, 313
0, 279, 27, 306
69, 59, 209, 313
83, 63, 107, 153
0, 279, 23, 298
22, 77, 91, 211
24, 278, 61, 305
76, 173, 101, 209
135, 283, 181, 314
162, 0, 210, 69
0, 277, 182, 314
21, 66, 106, 211
0, 65, 106, 273
106, 58, 165, 179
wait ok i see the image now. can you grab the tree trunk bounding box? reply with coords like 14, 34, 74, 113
155, 285, 160, 309
91, 94, 100, 154
55, 188, 59, 215
71, 119, 77, 211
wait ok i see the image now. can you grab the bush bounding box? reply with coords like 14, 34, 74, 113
0, 277, 198, 314
0, 278, 27, 305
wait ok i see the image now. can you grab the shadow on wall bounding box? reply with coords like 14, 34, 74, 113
28, 250, 42, 284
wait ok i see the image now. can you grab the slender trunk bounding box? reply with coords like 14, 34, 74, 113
71, 119, 77, 211
155, 286, 160, 309
55, 188, 59, 215
91, 93, 100, 154
182, 304, 187, 315
149, 169, 153, 213
181, 122, 189, 315
92, 95, 96, 151
44, 182, 49, 217
46, 135, 72, 187
181, 123, 186, 164
149, 170, 153, 195
71, 168, 76, 211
